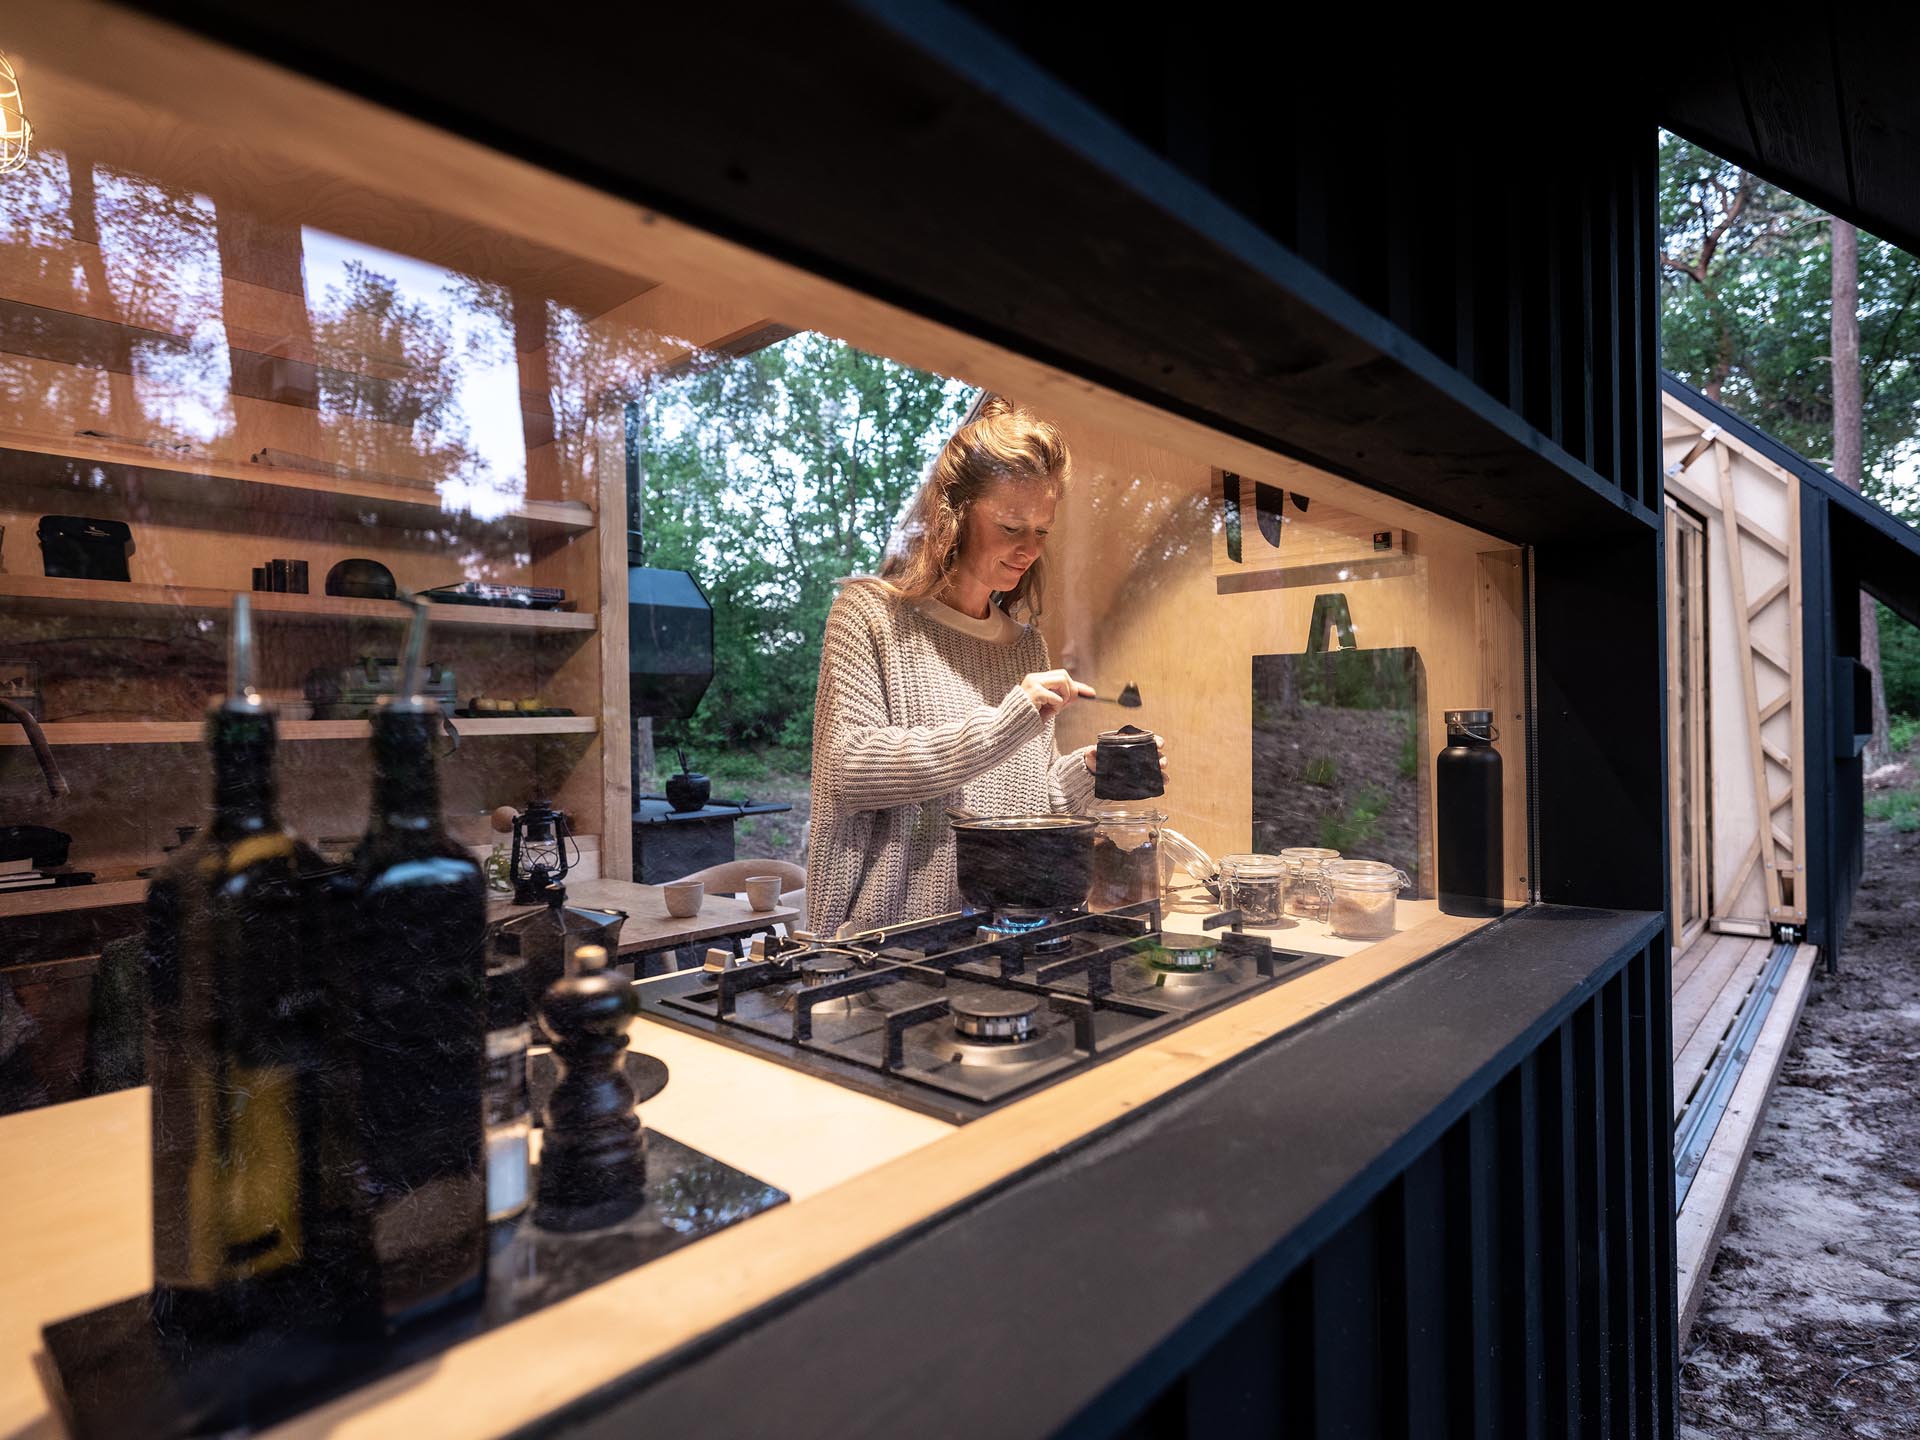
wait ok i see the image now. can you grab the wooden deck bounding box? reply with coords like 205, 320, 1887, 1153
1671, 931, 1819, 1340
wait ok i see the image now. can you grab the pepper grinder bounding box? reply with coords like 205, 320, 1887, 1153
532, 944, 646, 1232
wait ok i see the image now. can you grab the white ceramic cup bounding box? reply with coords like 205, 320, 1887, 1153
662, 880, 704, 919
744, 875, 782, 911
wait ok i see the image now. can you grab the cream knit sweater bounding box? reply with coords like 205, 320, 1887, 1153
806, 582, 1097, 936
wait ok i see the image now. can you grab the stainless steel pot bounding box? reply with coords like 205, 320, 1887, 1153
947, 811, 1096, 917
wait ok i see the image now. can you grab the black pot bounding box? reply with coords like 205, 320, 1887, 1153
949, 813, 1096, 917
664, 771, 710, 812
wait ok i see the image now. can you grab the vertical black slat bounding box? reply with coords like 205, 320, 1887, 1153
1410, 156, 1457, 364
1537, 1019, 1582, 1435
1178, 1289, 1283, 1437
1310, 1207, 1381, 1439
1596, 165, 1622, 494
1637, 136, 1659, 510
1544, 165, 1567, 448
1387, 159, 1416, 336
1629, 941, 1674, 1439
1602, 970, 1637, 1436
1395, 1147, 1450, 1440
1443, 1111, 1496, 1439
1574, 992, 1612, 1439
1453, 169, 1478, 382
1276, 1258, 1317, 1438
1292, 98, 1329, 273
1506, 178, 1529, 417
1577, 170, 1598, 469
1469, 1098, 1503, 1440
1498, 1057, 1547, 1438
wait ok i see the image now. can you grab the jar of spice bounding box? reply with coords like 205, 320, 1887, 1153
1324, 860, 1412, 940
1279, 847, 1342, 922
1218, 853, 1287, 925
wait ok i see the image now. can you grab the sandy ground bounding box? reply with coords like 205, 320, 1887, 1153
1679, 811, 1920, 1437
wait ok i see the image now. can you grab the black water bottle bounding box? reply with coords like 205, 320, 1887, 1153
1436, 709, 1504, 918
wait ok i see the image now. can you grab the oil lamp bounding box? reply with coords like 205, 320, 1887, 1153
509, 794, 574, 903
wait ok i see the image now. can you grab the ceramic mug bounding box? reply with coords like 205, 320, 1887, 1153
662, 880, 704, 919
744, 875, 782, 911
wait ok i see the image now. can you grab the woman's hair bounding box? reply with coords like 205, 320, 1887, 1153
874, 392, 1070, 619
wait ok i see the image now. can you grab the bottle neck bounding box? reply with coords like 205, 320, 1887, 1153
370, 706, 444, 836
209, 705, 279, 839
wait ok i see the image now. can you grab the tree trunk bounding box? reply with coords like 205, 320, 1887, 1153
1830, 218, 1893, 768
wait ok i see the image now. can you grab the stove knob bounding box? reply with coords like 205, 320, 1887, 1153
703, 947, 736, 972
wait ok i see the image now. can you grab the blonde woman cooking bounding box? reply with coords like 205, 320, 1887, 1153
806, 393, 1165, 936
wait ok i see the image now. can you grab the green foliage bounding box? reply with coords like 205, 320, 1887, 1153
1890, 713, 1920, 755
1864, 788, 1920, 832
1879, 602, 1920, 721
1659, 133, 1920, 518
1295, 650, 1416, 711
1303, 755, 1340, 787
1318, 784, 1391, 853
639, 334, 970, 758
1396, 720, 1419, 780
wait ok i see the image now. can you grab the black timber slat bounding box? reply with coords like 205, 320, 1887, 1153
1389, 1154, 1448, 1440
134, 1, 1658, 544
1498, 1056, 1547, 1438
1539, 1020, 1584, 1436
530, 908, 1662, 1440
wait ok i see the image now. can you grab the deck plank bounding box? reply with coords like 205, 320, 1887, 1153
1672, 936, 1763, 1060
1672, 940, 1773, 1118
1676, 944, 1818, 1342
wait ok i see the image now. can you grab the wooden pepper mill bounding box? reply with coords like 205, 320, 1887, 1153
532, 944, 647, 1232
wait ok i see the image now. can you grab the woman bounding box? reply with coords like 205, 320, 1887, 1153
806, 393, 1161, 936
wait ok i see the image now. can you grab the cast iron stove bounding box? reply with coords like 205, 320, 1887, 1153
634, 901, 1324, 1122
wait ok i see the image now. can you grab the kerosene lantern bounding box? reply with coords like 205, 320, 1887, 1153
509, 794, 572, 903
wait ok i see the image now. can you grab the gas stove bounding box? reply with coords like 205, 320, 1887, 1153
633, 902, 1326, 1122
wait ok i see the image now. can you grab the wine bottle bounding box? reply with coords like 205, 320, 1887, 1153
345, 599, 488, 1329
146, 594, 368, 1335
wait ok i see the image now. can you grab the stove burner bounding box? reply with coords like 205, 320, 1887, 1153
1027, 935, 1075, 957
983, 912, 1053, 936
782, 950, 875, 1017
1149, 936, 1218, 971
799, 953, 859, 984
950, 991, 1041, 1042
1141, 935, 1232, 992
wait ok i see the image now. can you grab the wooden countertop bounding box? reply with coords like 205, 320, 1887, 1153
0, 906, 1502, 1438
488, 878, 799, 956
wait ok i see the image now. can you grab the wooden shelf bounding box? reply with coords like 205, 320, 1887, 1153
0, 878, 147, 920
0, 428, 595, 539
0, 576, 596, 633
1, 717, 598, 746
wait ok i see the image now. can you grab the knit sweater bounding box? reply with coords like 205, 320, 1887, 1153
806, 582, 1097, 936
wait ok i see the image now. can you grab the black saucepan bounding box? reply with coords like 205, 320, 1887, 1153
947, 811, 1097, 916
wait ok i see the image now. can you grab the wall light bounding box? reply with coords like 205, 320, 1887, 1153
0, 51, 31, 175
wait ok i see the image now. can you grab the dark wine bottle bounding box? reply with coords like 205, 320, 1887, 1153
345, 599, 488, 1330
145, 594, 369, 1336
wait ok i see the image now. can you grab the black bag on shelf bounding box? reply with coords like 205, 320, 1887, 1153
37, 516, 133, 581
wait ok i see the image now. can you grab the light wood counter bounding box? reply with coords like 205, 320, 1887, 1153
0, 909, 1499, 1438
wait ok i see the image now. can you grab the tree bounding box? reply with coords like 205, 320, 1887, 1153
1660, 133, 1920, 754
637, 334, 969, 763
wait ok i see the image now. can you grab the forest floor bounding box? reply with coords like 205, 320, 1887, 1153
1679, 777, 1920, 1437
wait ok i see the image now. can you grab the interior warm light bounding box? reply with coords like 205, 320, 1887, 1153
0, 51, 31, 174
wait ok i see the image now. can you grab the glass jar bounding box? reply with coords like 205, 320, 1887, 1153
1089, 805, 1167, 912
1279, 847, 1342, 922
1325, 860, 1412, 940
1218, 853, 1287, 925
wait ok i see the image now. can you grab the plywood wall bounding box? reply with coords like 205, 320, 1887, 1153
1662, 392, 1806, 928
1036, 419, 1530, 901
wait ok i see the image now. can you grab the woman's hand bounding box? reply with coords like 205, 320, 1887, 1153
1081, 733, 1171, 776
1019, 669, 1096, 717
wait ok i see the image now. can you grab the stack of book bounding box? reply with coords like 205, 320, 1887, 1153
0, 858, 94, 893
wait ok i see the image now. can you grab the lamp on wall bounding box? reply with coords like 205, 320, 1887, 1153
0, 52, 30, 175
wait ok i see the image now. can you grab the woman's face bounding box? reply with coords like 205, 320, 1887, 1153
957, 479, 1058, 596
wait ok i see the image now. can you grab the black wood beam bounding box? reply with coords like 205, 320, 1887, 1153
132, 0, 1656, 544
530, 907, 1661, 1440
